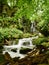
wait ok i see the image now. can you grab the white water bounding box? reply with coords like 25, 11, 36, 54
3, 36, 38, 59
31, 21, 36, 33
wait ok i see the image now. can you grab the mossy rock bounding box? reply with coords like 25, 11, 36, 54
46, 51, 49, 54
15, 39, 19, 44
23, 33, 32, 38
41, 42, 49, 47
12, 34, 20, 39
33, 37, 47, 45
32, 33, 44, 38
38, 33, 44, 38
18, 34, 23, 39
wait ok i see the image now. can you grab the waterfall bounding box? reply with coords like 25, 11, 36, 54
3, 36, 38, 59
31, 21, 36, 33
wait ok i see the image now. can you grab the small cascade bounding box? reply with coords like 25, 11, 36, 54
3, 36, 38, 59
31, 21, 37, 33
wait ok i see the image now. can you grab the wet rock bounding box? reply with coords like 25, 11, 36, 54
20, 48, 32, 54
11, 48, 17, 52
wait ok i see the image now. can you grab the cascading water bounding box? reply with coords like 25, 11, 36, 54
31, 21, 36, 33
3, 36, 38, 59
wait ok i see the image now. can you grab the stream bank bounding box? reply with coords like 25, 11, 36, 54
0, 45, 49, 65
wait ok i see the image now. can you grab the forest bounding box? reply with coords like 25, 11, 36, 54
0, 0, 49, 65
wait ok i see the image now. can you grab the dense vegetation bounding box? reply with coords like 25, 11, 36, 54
0, 0, 49, 65
0, 0, 49, 36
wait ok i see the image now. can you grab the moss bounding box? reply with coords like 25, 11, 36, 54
41, 42, 49, 47
23, 33, 32, 38
33, 37, 47, 45
15, 39, 19, 44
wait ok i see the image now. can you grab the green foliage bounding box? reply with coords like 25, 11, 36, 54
1, 0, 45, 20
0, 28, 33, 43
0, 0, 49, 64
0, 28, 23, 42
0, 0, 49, 21
0, 17, 23, 31
0, 0, 49, 37
36, 0, 49, 36
37, 20, 49, 36
23, 33, 32, 38
0, 17, 17, 27
41, 0, 49, 21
